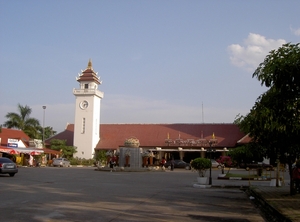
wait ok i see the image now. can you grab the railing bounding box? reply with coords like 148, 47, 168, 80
73, 88, 104, 98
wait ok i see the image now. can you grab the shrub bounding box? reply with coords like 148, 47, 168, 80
191, 158, 211, 177
69, 157, 94, 166
217, 156, 232, 167
217, 156, 233, 174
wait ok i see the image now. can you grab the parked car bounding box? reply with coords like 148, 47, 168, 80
0, 157, 18, 177
53, 158, 70, 167
164, 160, 191, 170
211, 159, 222, 169
240, 162, 274, 171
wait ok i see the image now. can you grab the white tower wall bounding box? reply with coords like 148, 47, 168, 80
73, 60, 103, 159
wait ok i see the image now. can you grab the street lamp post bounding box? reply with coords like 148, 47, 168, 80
208, 142, 215, 185
195, 133, 218, 185
42, 106, 46, 147
208, 134, 218, 185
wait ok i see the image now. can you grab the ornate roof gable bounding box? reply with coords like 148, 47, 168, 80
76, 59, 102, 85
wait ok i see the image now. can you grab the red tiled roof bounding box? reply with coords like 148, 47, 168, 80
0, 128, 30, 147
96, 123, 245, 149
45, 124, 74, 146
42, 148, 61, 155
48, 123, 246, 150
237, 133, 253, 144
77, 68, 101, 84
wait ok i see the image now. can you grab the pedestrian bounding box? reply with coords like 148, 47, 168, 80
161, 157, 166, 168
109, 158, 114, 172
29, 155, 34, 167
292, 160, 300, 193
171, 158, 175, 171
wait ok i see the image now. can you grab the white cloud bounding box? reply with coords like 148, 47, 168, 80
228, 33, 286, 71
290, 26, 300, 36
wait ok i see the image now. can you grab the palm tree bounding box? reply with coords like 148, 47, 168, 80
3, 104, 41, 139
36, 126, 57, 140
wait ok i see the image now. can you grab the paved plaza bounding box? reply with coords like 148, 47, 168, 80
0, 167, 284, 222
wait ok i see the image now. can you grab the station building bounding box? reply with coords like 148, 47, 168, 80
48, 60, 248, 163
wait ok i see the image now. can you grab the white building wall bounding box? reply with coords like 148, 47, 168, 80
73, 94, 101, 159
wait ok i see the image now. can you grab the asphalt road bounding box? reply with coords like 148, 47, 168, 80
0, 167, 267, 222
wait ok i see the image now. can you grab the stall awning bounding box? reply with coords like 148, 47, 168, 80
0, 146, 44, 155
0, 146, 15, 154
148, 148, 227, 152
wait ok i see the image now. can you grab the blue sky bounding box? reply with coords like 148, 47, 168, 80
1, 1, 299, 133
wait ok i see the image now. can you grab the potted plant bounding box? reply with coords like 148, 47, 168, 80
191, 158, 211, 184
124, 137, 140, 148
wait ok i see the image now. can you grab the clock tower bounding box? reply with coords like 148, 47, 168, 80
73, 59, 104, 159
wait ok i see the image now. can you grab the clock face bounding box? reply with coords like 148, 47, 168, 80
79, 100, 89, 109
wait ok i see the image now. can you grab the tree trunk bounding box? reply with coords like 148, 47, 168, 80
276, 159, 280, 187
288, 162, 296, 195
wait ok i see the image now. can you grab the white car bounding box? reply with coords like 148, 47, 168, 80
211, 159, 222, 169
53, 158, 70, 167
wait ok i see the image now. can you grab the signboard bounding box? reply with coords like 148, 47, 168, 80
7, 138, 19, 148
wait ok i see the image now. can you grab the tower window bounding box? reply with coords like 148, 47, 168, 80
84, 84, 88, 89
81, 118, 86, 134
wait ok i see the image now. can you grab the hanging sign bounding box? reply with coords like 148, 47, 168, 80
7, 138, 19, 148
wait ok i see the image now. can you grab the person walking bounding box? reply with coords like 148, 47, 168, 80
161, 157, 166, 168
29, 155, 34, 167
171, 159, 175, 171
109, 158, 114, 172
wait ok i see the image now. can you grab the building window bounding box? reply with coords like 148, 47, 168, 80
84, 84, 88, 89
82, 118, 85, 134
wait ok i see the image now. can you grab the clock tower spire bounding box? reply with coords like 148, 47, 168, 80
73, 59, 104, 159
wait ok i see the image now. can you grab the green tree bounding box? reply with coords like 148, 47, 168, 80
228, 144, 266, 165
3, 104, 41, 138
37, 126, 57, 140
44, 126, 56, 139
238, 43, 300, 194
50, 139, 77, 159
94, 150, 107, 165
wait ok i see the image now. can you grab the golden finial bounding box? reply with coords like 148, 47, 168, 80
212, 133, 215, 139
87, 59, 92, 69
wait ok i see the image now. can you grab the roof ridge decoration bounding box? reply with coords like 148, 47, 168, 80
87, 58, 93, 70
76, 59, 102, 85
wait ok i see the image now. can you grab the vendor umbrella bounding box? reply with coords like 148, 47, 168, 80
30, 151, 42, 156
9, 149, 19, 155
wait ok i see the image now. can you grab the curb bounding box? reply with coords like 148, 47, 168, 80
246, 187, 292, 222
